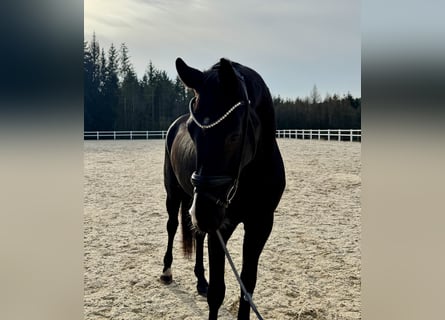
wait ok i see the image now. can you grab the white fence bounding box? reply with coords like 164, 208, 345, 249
84, 129, 361, 142
275, 129, 361, 142
84, 130, 167, 140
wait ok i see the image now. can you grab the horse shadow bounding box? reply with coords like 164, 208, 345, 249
160, 276, 236, 318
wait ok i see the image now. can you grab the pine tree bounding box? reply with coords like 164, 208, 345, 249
105, 43, 119, 129
99, 48, 107, 92
83, 40, 94, 130
119, 43, 133, 81
90, 33, 101, 91
118, 43, 141, 130
309, 84, 322, 104
84, 34, 102, 130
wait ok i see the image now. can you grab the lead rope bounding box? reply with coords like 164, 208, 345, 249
215, 229, 264, 320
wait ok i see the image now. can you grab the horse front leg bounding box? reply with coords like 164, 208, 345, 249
194, 231, 208, 296
237, 216, 273, 320
207, 230, 228, 320
160, 195, 180, 284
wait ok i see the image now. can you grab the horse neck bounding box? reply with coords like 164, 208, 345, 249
257, 94, 277, 146
249, 105, 278, 168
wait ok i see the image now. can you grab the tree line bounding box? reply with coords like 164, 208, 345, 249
84, 35, 360, 131
274, 88, 361, 129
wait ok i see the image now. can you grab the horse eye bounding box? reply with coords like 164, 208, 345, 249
227, 133, 241, 144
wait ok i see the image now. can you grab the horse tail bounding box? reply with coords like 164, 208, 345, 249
180, 198, 195, 259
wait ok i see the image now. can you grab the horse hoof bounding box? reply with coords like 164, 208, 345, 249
160, 274, 173, 284
160, 268, 173, 284
197, 283, 208, 297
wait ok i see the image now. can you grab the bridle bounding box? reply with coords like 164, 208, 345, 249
189, 97, 244, 130
189, 71, 251, 208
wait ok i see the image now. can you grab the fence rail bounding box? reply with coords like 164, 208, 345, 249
275, 129, 361, 142
84, 130, 167, 140
84, 129, 361, 142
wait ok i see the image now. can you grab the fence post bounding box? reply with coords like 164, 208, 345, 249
96, 131, 99, 140
338, 129, 341, 141
350, 130, 353, 142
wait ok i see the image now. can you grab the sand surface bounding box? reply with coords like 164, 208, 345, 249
84, 139, 361, 320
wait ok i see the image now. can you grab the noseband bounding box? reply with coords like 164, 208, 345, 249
191, 172, 238, 208
190, 71, 250, 208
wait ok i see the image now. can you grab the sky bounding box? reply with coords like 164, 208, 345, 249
84, 0, 360, 99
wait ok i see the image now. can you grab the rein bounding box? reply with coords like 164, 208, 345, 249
216, 229, 264, 320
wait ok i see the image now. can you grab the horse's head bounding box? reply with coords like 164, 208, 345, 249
176, 57, 260, 232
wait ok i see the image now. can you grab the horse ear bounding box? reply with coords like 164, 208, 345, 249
218, 58, 238, 91
176, 58, 204, 90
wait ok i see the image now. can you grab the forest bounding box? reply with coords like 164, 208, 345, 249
84, 35, 360, 131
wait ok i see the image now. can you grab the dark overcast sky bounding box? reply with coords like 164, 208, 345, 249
85, 0, 360, 99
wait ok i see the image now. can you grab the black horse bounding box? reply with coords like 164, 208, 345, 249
161, 57, 285, 320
